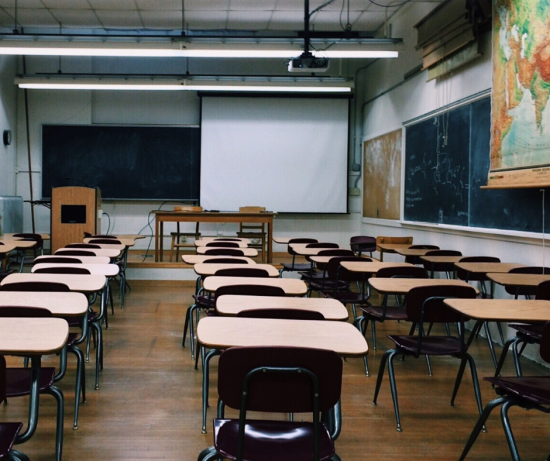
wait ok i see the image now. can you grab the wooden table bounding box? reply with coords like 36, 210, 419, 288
194, 239, 249, 247
2, 233, 50, 240
197, 316, 368, 433
216, 295, 349, 320
182, 255, 255, 265
340, 261, 413, 275
194, 263, 279, 277
79, 243, 125, 252
55, 248, 121, 258
454, 262, 526, 298
376, 243, 411, 261
444, 298, 550, 323
153, 210, 275, 262
196, 246, 258, 257
32, 263, 119, 277
369, 278, 478, 296
0, 291, 88, 316
0, 317, 68, 452
2, 273, 106, 293
203, 276, 307, 296
487, 273, 550, 296
0, 239, 37, 249
396, 248, 435, 258
420, 255, 464, 278
35, 255, 111, 264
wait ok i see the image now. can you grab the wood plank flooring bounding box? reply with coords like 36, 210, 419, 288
1, 283, 549, 460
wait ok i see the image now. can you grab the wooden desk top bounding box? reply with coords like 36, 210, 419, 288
0, 242, 16, 254
32, 263, 119, 277
272, 236, 292, 244
35, 255, 111, 264
194, 240, 249, 248
0, 318, 68, 355
197, 317, 368, 357
2, 233, 50, 240
396, 248, 436, 257
487, 273, 550, 287
216, 295, 348, 321
194, 263, 279, 277
182, 255, 255, 265
2, 273, 106, 293
444, 298, 550, 322
289, 244, 344, 256
196, 246, 258, 256
420, 255, 464, 264
369, 278, 478, 296
81, 243, 125, 251
115, 234, 145, 240
309, 255, 375, 264
55, 248, 121, 258
454, 262, 525, 275
84, 238, 135, 247
203, 276, 307, 296
340, 261, 413, 274
0, 239, 37, 249
199, 237, 251, 244
376, 243, 411, 252
0, 292, 88, 316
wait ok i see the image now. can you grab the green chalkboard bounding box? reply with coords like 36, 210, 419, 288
404, 97, 550, 232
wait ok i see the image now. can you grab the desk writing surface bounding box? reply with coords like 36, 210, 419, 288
35, 255, 111, 264
0, 318, 68, 355
369, 278, 478, 295
82, 243, 125, 251
396, 248, 437, 257
0, 242, 16, 254
2, 233, 50, 240
487, 273, 550, 287
203, 276, 307, 296
196, 246, 258, 256
0, 292, 88, 316
84, 238, 135, 247
2, 273, 106, 293
272, 236, 292, 244
309, 255, 374, 265
32, 263, 119, 277
454, 262, 525, 275
55, 248, 121, 258
288, 244, 344, 256
194, 240, 249, 248
420, 255, 463, 264
0, 239, 36, 249
340, 261, 413, 274
444, 299, 550, 322
182, 255, 255, 265
376, 243, 411, 252
198, 237, 251, 244
216, 295, 348, 320
197, 317, 368, 357
194, 263, 279, 277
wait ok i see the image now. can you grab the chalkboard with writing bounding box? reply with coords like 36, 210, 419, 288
41, 125, 200, 201
404, 97, 550, 232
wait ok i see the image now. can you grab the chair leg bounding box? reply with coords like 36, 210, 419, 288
483, 321, 498, 368
501, 398, 522, 461
494, 337, 517, 377
512, 339, 525, 377
451, 354, 484, 419
9, 450, 30, 461
44, 385, 64, 461
198, 446, 219, 461
91, 322, 103, 390
371, 321, 377, 351
68, 345, 86, 429
458, 396, 507, 461
202, 348, 222, 434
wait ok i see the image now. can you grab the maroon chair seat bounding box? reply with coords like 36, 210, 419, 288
373, 284, 481, 432
33, 257, 83, 264
459, 321, 550, 461
205, 242, 240, 248
54, 250, 97, 256
204, 249, 245, 256
88, 239, 122, 244
198, 346, 342, 461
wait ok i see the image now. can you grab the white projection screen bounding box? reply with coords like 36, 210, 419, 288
200, 96, 349, 213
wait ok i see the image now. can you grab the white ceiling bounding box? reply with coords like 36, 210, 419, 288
0, 0, 442, 34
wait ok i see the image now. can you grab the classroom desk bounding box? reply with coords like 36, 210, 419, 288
0, 239, 37, 249
395, 248, 437, 258
55, 248, 121, 258
182, 255, 256, 265
340, 261, 413, 274
0, 291, 88, 316
203, 276, 307, 296
196, 246, 258, 257
84, 238, 135, 247
272, 236, 293, 244
309, 255, 372, 265
420, 255, 464, 278
444, 298, 550, 323
376, 243, 411, 261
216, 295, 349, 320
194, 239, 249, 248
79, 243, 125, 252
193, 263, 279, 277
197, 316, 368, 433
454, 263, 526, 298
2, 273, 106, 293
196, 237, 251, 244
32, 263, 119, 277
369, 278, 478, 296
35, 255, 111, 264
0, 317, 68, 454
153, 211, 275, 263
487, 273, 550, 296
0, 242, 17, 269
1, 233, 50, 241
288, 244, 344, 256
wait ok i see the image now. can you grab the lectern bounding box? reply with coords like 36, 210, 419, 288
51, 187, 101, 253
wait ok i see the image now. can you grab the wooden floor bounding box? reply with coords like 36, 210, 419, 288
1, 282, 549, 461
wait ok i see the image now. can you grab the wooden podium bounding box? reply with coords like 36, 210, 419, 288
51, 187, 101, 253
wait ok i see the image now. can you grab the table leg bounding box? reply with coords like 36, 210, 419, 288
154, 216, 160, 262
160, 221, 164, 262
267, 218, 273, 263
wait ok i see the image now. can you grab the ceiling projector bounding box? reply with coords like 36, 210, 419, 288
288, 53, 330, 73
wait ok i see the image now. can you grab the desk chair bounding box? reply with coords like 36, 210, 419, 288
350, 236, 376, 257
7, 234, 44, 272
459, 321, 550, 461
505, 266, 550, 299
0, 242, 15, 282
279, 238, 318, 276
403, 245, 440, 265
198, 346, 343, 461
422, 250, 462, 278
170, 205, 202, 262
237, 206, 267, 263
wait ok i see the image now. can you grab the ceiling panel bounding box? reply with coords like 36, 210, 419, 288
87, 0, 138, 10
140, 10, 182, 30
43, 0, 90, 8
51, 9, 101, 28
184, 10, 228, 30
95, 9, 143, 28
184, 0, 230, 11
226, 10, 272, 30
135, 0, 181, 10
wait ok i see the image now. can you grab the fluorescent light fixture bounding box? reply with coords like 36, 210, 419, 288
15, 77, 353, 93
0, 39, 398, 59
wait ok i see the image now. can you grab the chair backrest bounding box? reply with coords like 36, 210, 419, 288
288, 238, 318, 244
217, 346, 342, 413
237, 308, 325, 320
203, 258, 248, 265
422, 250, 463, 273
506, 266, 550, 297
317, 249, 355, 257
349, 236, 376, 255
540, 322, 550, 363
424, 250, 462, 257
205, 241, 240, 248
55, 250, 97, 256
456, 256, 501, 281
536, 280, 550, 300
239, 206, 266, 213
409, 245, 439, 250
34, 257, 83, 265
89, 235, 118, 239
0, 306, 52, 317
238, 206, 266, 234
376, 236, 413, 245
0, 281, 71, 292
376, 266, 429, 279
34, 267, 91, 275
213, 238, 241, 241
216, 285, 285, 298
214, 267, 270, 278
406, 285, 477, 324
174, 205, 202, 212
204, 249, 245, 256
66, 243, 101, 249
88, 239, 122, 245
306, 243, 339, 249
